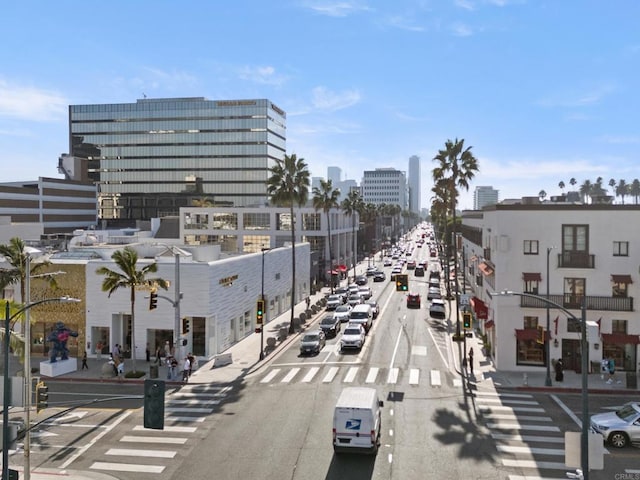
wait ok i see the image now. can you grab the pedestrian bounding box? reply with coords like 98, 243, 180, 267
468, 348, 474, 374
305, 296, 311, 310
117, 359, 125, 382
600, 358, 609, 380
96, 341, 103, 360
155, 346, 162, 364
555, 358, 564, 382
81, 351, 89, 370
607, 357, 616, 384
112, 343, 120, 362
146, 343, 151, 362
108, 355, 117, 377
164, 340, 171, 358
166, 356, 173, 379
187, 352, 195, 377
182, 356, 191, 382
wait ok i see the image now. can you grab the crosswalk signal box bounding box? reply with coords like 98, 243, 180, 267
144, 379, 165, 430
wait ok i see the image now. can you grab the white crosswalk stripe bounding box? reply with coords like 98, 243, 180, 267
365, 367, 379, 383
343, 366, 359, 383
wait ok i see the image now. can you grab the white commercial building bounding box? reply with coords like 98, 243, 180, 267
460, 199, 640, 374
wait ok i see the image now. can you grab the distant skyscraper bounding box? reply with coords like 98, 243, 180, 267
474, 186, 499, 210
327, 166, 342, 185
361, 168, 408, 209
408, 155, 421, 214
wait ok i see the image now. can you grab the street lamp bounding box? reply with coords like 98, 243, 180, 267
3, 295, 80, 480
154, 244, 184, 359
491, 290, 593, 479
545, 246, 555, 387
259, 247, 271, 361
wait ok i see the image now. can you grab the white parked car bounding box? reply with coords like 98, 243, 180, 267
358, 286, 372, 300
333, 304, 353, 323
340, 324, 366, 351
326, 294, 343, 311
347, 293, 363, 307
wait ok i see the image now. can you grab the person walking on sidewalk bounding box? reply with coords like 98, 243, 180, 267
555, 358, 564, 382
305, 296, 311, 310
81, 351, 89, 370
468, 348, 474, 374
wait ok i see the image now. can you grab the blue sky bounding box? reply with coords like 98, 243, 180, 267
1, 1, 639, 210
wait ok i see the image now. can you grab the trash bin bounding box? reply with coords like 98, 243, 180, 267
626, 371, 637, 389
150, 364, 159, 379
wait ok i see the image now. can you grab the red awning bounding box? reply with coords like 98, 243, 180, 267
602, 333, 640, 345
478, 262, 494, 276
484, 319, 495, 329
611, 274, 633, 284
523, 272, 542, 282
515, 328, 550, 341
336, 265, 348, 271
470, 297, 489, 320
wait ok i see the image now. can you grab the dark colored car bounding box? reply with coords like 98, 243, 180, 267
427, 287, 442, 300
299, 330, 326, 356
414, 266, 425, 277
373, 272, 386, 282
406, 293, 421, 308
429, 299, 446, 319
355, 275, 368, 286
319, 314, 341, 337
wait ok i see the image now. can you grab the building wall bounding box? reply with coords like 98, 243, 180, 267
461, 204, 640, 372
361, 168, 408, 209
408, 155, 420, 214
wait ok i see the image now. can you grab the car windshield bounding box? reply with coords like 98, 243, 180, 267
336, 305, 350, 312
328, 295, 340, 301
321, 317, 335, 325
616, 404, 640, 422
302, 334, 319, 342
344, 328, 361, 335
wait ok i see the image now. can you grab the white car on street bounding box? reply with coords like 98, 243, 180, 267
333, 304, 353, 323
326, 294, 343, 311
340, 323, 366, 351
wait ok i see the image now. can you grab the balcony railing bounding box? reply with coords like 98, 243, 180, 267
557, 251, 595, 268
520, 294, 633, 312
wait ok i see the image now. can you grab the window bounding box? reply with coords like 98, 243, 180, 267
564, 277, 585, 309
613, 241, 629, 257
524, 280, 539, 294
524, 240, 539, 255
611, 319, 627, 334
523, 316, 539, 329
612, 281, 628, 298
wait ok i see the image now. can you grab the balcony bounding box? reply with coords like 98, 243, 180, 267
557, 251, 595, 268
520, 294, 633, 312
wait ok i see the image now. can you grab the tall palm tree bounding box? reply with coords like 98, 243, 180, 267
558, 181, 565, 193
538, 190, 547, 201
579, 180, 593, 204
569, 177, 577, 189
313, 179, 341, 293
96, 246, 168, 373
266, 153, 310, 334
432, 138, 479, 338
341, 189, 362, 284
616, 179, 629, 204
630, 179, 640, 205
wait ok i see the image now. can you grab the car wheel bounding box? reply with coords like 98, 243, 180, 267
609, 432, 628, 448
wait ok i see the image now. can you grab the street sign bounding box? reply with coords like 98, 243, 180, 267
460, 294, 470, 306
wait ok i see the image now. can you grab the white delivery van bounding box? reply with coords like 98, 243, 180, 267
349, 304, 373, 332
333, 387, 383, 454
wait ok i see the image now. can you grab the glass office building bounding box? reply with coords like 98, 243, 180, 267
69, 97, 286, 224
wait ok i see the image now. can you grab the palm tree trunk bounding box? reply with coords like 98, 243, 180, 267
351, 216, 357, 283
327, 211, 334, 294
130, 287, 137, 373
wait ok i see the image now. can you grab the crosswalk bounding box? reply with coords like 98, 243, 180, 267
257, 365, 463, 388
475, 390, 576, 480
88, 384, 233, 474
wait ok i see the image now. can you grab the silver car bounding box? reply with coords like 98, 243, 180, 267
299, 330, 326, 356
591, 401, 640, 448
333, 304, 353, 323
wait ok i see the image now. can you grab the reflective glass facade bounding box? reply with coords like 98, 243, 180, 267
69, 97, 286, 223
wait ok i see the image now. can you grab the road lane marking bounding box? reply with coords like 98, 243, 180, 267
106, 448, 176, 458
387, 368, 399, 384
483, 414, 552, 422
134, 425, 197, 433
90, 462, 164, 473
165, 416, 206, 423
475, 397, 539, 405
487, 423, 560, 432
411, 346, 427, 356
365, 367, 379, 383
497, 445, 564, 456
479, 405, 545, 413
121, 436, 188, 444
473, 391, 533, 398
323, 366, 339, 383
281, 367, 300, 383
430, 370, 441, 386
502, 459, 567, 470
344, 367, 359, 383
260, 369, 280, 383
164, 406, 214, 414
491, 433, 565, 443
302, 367, 320, 382
409, 368, 420, 385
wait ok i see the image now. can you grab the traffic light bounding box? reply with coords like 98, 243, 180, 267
182, 318, 190, 334
36, 381, 48, 412
395, 274, 408, 292
256, 299, 265, 324
143, 379, 165, 430
149, 289, 158, 310
462, 312, 472, 329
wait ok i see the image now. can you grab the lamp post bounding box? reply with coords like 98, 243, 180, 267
545, 246, 554, 387
259, 247, 270, 361
3, 295, 80, 480
491, 290, 591, 479
154, 244, 183, 359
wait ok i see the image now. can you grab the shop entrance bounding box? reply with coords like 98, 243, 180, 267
561, 339, 582, 372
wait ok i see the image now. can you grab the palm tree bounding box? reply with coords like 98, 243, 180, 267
538, 190, 547, 201
0, 299, 28, 373
616, 179, 629, 204
579, 180, 593, 204
432, 138, 479, 338
630, 179, 640, 204
341, 189, 362, 284
569, 178, 577, 189
558, 181, 565, 194
96, 246, 168, 374
266, 153, 310, 334
313, 179, 341, 294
